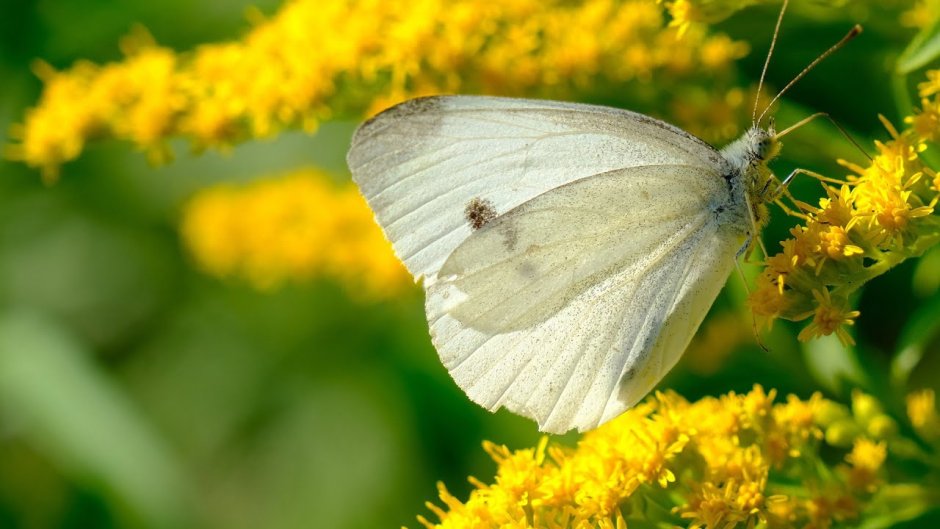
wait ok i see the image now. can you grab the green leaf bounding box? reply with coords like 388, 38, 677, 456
801, 334, 868, 394
0, 310, 190, 529
892, 288, 940, 387
897, 16, 940, 74
912, 246, 940, 298
857, 484, 940, 529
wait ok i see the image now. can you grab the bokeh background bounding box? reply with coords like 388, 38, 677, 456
1, 1, 939, 528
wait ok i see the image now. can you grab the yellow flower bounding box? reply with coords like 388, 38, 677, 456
680, 478, 765, 529
816, 225, 863, 262
749, 273, 788, 322
751, 70, 940, 340
844, 438, 886, 493
416, 387, 912, 529
180, 168, 409, 299
845, 437, 886, 472
906, 98, 940, 142
907, 389, 940, 441
660, 0, 769, 35
769, 392, 824, 463
816, 185, 856, 227
10, 0, 753, 177
919, 70, 940, 98
797, 289, 860, 346
902, 0, 940, 28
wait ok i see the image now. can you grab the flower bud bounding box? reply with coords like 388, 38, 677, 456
826, 419, 862, 447
852, 391, 883, 425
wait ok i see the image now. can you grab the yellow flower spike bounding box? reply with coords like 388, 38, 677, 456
755, 71, 940, 331
11, 0, 752, 174
180, 168, 410, 299
418, 388, 927, 529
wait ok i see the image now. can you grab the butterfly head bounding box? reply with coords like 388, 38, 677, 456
745, 123, 781, 166
719, 122, 781, 174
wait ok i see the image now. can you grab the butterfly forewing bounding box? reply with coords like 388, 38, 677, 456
347, 95, 725, 285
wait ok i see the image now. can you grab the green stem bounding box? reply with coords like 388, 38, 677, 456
831, 229, 940, 300
892, 72, 915, 120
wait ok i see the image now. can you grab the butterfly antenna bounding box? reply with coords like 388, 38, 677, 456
753, 0, 790, 125
776, 111, 873, 162
757, 24, 863, 125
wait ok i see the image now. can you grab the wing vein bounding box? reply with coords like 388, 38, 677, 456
566, 216, 707, 428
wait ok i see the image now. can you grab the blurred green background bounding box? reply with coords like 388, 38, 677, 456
1, 1, 939, 528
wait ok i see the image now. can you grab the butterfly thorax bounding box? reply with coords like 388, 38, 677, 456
719, 126, 781, 236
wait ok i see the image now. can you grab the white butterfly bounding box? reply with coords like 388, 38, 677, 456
345, 17, 859, 434
347, 95, 779, 433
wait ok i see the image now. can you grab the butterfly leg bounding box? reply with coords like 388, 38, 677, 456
771, 167, 848, 200
742, 189, 770, 259
733, 239, 770, 352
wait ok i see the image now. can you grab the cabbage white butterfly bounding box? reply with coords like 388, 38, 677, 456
346, 9, 860, 433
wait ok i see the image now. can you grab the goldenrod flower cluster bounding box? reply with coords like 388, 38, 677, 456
7, 0, 748, 180
749, 69, 940, 344
180, 169, 409, 298
418, 386, 939, 529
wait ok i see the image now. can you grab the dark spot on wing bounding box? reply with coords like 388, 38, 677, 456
500, 223, 518, 251
465, 197, 497, 230
517, 261, 537, 279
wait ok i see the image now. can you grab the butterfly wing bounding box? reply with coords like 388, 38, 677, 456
427, 165, 744, 433
347, 95, 742, 433
346, 95, 726, 285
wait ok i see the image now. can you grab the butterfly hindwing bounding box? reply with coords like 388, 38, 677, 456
426, 164, 742, 433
